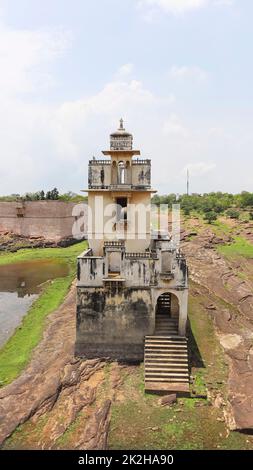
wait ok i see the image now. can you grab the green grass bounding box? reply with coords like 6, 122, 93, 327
0, 241, 87, 386
217, 236, 253, 259
0, 241, 87, 266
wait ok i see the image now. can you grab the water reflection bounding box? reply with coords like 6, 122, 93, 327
0, 259, 69, 347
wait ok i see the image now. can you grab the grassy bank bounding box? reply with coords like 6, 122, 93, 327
0, 242, 87, 266
0, 241, 87, 386
217, 236, 253, 259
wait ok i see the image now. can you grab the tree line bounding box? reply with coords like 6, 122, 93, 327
0, 189, 87, 203
152, 192, 253, 223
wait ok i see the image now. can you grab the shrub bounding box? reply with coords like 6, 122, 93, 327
203, 211, 217, 224
226, 209, 240, 219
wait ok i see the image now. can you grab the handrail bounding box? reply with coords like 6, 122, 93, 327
132, 159, 151, 165
125, 252, 158, 259
89, 160, 111, 165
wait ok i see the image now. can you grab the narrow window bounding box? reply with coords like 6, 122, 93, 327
116, 197, 127, 221
118, 161, 126, 184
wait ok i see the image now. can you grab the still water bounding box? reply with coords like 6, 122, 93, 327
0, 259, 69, 348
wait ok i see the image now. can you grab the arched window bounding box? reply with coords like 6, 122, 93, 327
118, 161, 126, 184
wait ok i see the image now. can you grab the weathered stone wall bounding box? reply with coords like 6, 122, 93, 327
75, 285, 154, 362
77, 253, 104, 287
0, 201, 87, 241
131, 162, 151, 187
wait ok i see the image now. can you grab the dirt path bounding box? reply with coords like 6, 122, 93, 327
0, 283, 113, 449
182, 227, 253, 430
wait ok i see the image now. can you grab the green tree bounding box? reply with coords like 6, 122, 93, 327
204, 211, 217, 224
226, 209, 240, 219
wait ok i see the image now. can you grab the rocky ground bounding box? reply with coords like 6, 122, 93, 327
181, 219, 253, 431
0, 231, 83, 252
0, 218, 253, 449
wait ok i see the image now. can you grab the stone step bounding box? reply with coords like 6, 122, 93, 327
145, 361, 188, 366
145, 370, 188, 377
145, 367, 188, 373
145, 382, 190, 393
145, 346, 187, 351
145, 354, 188, 359
144, 335, 189, 393
146, 341, 187, 344
146, 345, 187, 348
155, 324, 178, 328
145, 335, 186, 345
146, 335, 185, 339
154, 332, 178, 336
145, 362, 188, 368
145, 377, 188, 383
154, 331, 178, 334
156, 317, 175, 320
156, 316, 175, 320
155, 329, 178, 332
145, 336, 186, 342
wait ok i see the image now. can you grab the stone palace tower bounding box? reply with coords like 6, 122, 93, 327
75, 121, 189, 393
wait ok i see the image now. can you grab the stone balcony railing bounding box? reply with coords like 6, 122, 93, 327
104, 240, 125, 248
132, 159, 151, 165
125, 252, 158, 260
88, 183, 151, 190
89, 159, 111, 165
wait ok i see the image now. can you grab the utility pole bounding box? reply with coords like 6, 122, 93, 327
187, 168, 190, 196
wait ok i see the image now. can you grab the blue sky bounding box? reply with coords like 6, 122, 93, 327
0, 0, 252, 195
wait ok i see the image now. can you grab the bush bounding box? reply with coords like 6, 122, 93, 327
226, 209, 240, 219
203, 211, 217, 224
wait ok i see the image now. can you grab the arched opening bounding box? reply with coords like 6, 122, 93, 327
155, 292, 179, 336
118, 161, 126, 184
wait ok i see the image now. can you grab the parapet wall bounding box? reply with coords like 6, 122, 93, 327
0, 201, 87, 241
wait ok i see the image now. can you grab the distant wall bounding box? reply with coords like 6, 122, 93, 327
0, 201, 87, 241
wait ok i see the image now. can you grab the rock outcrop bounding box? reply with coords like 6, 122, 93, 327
182, 228, 253, 431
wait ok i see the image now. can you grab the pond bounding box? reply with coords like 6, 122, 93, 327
0, 259, 69, 348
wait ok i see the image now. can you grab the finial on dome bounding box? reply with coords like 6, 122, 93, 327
119, 118, 124, 130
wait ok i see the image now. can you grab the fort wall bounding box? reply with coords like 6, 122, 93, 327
0, 201, 87, 241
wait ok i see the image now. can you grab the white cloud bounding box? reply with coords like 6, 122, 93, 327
139, 0, 207, 15
0, 25, 71, 96
214, 0, 234, 5
117, 63, 134, 77
207, 127, 225, 137
163, 114, 190, 137
169, 65, 208, 81
138, 0, 233, 15
183, 162, 216, 177
48, 79, 157, 162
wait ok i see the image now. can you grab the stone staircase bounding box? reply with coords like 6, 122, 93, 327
155, 314, 178, 336
144, 316, 189, 392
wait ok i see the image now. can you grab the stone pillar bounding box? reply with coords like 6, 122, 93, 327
178, 290, 188, 336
